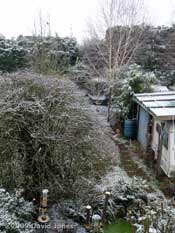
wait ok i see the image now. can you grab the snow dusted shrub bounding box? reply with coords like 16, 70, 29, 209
0, 37, 28, 72
31, 36, 79, 74
0, 35, 79, 74
69, 62, 91, 89
113, 64, 158, 119
0, 188, 33, 233
0, 72, 110, 200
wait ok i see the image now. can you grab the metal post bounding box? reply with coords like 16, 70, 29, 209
161, 202, 164, 216
85, 205, 92, 231
102, 191, 111, 223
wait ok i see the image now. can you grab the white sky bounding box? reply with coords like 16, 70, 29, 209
0, 0, 174, 42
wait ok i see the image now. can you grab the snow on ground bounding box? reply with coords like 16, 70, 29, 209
73, 87, 119, 163
74, 85, 175, 233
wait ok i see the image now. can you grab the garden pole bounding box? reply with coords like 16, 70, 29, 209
102, 191, 111, 223
85, 205, 92, 231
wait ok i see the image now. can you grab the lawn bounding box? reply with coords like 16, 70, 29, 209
104, 219, 135, 233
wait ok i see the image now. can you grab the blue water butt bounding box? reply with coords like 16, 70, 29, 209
124, 119, 137, 140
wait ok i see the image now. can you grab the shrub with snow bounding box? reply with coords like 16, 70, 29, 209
0, 188, 33, 233
0, 72, 110, 200
30, 36, 79, 73
0, 35, 79, 74
0, 38, 28, 72
112, 64, 158, 119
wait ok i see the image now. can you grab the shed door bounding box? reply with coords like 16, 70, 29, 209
137, 107, 150, 149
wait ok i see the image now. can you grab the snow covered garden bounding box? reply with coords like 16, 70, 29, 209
0, 69, 174, 233
1, 1, 175, 232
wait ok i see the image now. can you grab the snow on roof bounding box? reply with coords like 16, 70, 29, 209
144, 100, 175, 108
133, 91, 175, 120
150, 108, 175, 119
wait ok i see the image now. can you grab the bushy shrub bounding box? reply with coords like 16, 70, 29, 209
156, 70, 175, 87
31, 36, 79, 74
0, 188, 33, 233
0, 35, 79, 74
113, 64, 158, 119
0, 72, 110, 200
69, 62, 90, 88
0, 38, 28, 72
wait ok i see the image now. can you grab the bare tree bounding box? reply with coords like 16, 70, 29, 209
33, 10, 51, 38
84, 0, 146, 121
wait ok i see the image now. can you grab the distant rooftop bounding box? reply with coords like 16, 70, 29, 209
133, 91, 175, 120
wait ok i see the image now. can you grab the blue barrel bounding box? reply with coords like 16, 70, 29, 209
124, 119, 137, 140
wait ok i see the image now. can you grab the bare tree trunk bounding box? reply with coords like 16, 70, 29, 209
85, 0, 145, 121
107, 86, 112, 122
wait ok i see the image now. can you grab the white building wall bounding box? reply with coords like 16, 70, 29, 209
161, 122, 175, 177
161, 142, 170, 176
151, 119, 161, 159
167, 123, 175, 176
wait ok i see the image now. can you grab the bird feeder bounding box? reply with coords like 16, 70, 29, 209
38, 189, 50, 223
42, 189, 49, 208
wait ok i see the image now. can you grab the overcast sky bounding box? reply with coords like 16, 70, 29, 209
0, 0, 174, 41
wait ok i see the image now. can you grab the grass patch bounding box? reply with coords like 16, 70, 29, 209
104, 219, 135, 233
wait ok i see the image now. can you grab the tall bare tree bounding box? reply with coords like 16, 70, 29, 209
85, 0, 146, 120
33, 11, 52, 38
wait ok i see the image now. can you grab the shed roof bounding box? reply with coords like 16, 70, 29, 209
133, 91, 175, 120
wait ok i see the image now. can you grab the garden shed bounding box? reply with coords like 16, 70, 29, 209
133, 91, 175, 177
